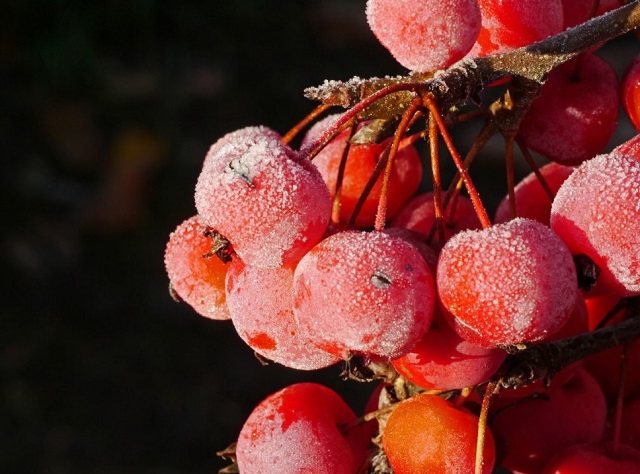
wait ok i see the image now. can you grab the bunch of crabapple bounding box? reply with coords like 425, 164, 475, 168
163, 0, 640, 472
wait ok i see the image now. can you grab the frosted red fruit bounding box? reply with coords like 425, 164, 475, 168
469, 0, 564, 57
491, 367, 607, 473
392, 312, 506, 390
550, 153, 640, 296
164, 216, 230, 320
194, 134, 331, 268
383, 393, 496, 474
390, 192, 481, 247
293, 230, 435, 360
365, 0, 481, 72
437, 218, 578, 346
494, 162, 574, 225
236, 383, 369, 474
303, 114, 422, 228
622, 54, 640, 131
201, 125, 281, 170
617, 396, 640, 451
383, 227, 439, 274
519, 54, 619, 166
542, 442, 640, 474
225, 259, 339, 370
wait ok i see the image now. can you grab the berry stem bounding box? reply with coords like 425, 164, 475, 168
504, 132, 517, 220
281, 103, 333, 145
429, 110, 447, 246
375, 97, 423, 231
424, 95, 492, 228
476, 381, 499, 474
331, 123, 356, 227
516, 138, 555, 201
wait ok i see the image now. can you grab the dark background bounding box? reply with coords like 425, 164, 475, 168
1, 1, 637, 473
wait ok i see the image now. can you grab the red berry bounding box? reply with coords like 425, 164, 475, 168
164, 216, 230, 320
519, 54, 619, 166
236, 383, 369, 474
494, 162, 574, 225
293, 230, 435, 360
541, 442, 640, 474
383, 393, 496, 474
437, 218, 577, 346
392, 312, 507, 390
469, 0, 564, 57
550, 152, 640, 296
622, 54, 640, 131
365, 0, 481, 72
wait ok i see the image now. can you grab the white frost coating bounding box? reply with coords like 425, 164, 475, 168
292, 231, 435, 360
436, 218, 578, 346
551, 153, 640, 296
194, 134, 331, 268
226, 261, 339, 370
366, 0, 481, 72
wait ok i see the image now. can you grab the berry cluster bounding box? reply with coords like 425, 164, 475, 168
165, 1, 640, 473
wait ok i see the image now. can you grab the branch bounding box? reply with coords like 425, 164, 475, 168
495, 297, 640, 390
305, 1, 640, 114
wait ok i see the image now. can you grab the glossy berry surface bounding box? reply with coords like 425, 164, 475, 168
383, 393, 496, 473
622, 54, 640, 131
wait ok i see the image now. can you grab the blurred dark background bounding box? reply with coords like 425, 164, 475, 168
1, 1, 637, 473
0, 1, 404, 473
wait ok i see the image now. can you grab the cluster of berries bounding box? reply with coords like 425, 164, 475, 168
164, 0, 640, 472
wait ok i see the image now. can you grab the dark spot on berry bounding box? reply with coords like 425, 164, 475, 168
371, 270, 392, 289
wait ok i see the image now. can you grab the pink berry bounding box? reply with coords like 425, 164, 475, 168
225, 259, 340, 370
365, 0, 481, 72
195, 133, 331, 268
293, 230, 435, 360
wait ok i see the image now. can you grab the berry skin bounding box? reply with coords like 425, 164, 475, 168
519, 54, 619, 166
366, 0, 481, 72
195, 133, 331, 268
225, 259, 340, 370
383, 393, 496, 474
437, 218, 578, 346
622, 54, 640, 131
469, 0, 564, 57
494, 162, 574, 225
164, 216, 230, 320
293, 230, 435, 360
391, 311, 507, 390
550, 152, 640, 296
236, 383, 369, 474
